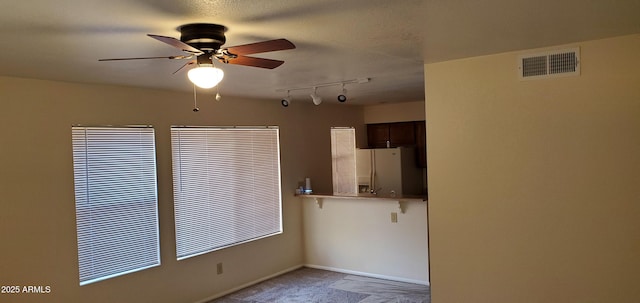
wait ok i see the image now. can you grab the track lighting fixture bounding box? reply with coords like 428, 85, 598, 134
276, 77, 368, 106
310, 87, 322, 105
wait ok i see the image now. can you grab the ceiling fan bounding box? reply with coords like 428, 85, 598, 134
99, 23, 296, 88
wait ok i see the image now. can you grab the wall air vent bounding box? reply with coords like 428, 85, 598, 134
518, 47, 580, 80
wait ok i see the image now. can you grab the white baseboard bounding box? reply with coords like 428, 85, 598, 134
304, 264, 430, 286
194, 264, 304, 303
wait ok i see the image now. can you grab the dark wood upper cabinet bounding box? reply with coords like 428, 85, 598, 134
367, 122, 416, 148
389, 122, 416, 147
414, 121, 427, 168
366, 123, 391, 148
366, 121, 426, 168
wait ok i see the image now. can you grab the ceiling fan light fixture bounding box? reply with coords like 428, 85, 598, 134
188, 65, 224, 89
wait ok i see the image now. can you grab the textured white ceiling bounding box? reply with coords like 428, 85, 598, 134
1, 0, 638, 105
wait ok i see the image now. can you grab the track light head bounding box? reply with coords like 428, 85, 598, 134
311, 94, 322, 105
311, 87, 322, 105
281, 90, 292, 107
337, 84, 347, 102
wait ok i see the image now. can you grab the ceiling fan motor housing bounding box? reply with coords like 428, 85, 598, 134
179, 23, 227, 51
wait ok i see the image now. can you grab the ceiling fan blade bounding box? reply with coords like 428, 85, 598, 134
224, 55, 285, 69
99, 55, 192, 61
225, 39, 295, 55
173, 60, 195, 74
147, 34, 203, 55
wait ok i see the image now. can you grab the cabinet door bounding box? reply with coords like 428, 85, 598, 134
389, 122, 416, 147
367, 124, 390, 148
414, 121, 427, 168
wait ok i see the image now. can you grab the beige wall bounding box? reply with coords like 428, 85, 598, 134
425, 34, 640, 302
0, 76, 364, 303
302, 197, 429, 284
363, 101, 425, 124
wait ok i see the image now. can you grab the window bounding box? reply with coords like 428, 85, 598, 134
71, 126, 160, 286
171, 126, 282, 260
331, 127, 357, 195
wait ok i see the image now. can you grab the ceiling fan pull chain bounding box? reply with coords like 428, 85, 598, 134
192, 84, 200, 112
215, 83, 222, 101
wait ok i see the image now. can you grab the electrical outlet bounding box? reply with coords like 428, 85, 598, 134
217, 262, 223, 275
391, 212, 398, 223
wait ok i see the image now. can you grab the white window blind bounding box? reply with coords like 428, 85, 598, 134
72, 126, 160, 286
171, 127, 283, 260
331, 127, 357, 195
